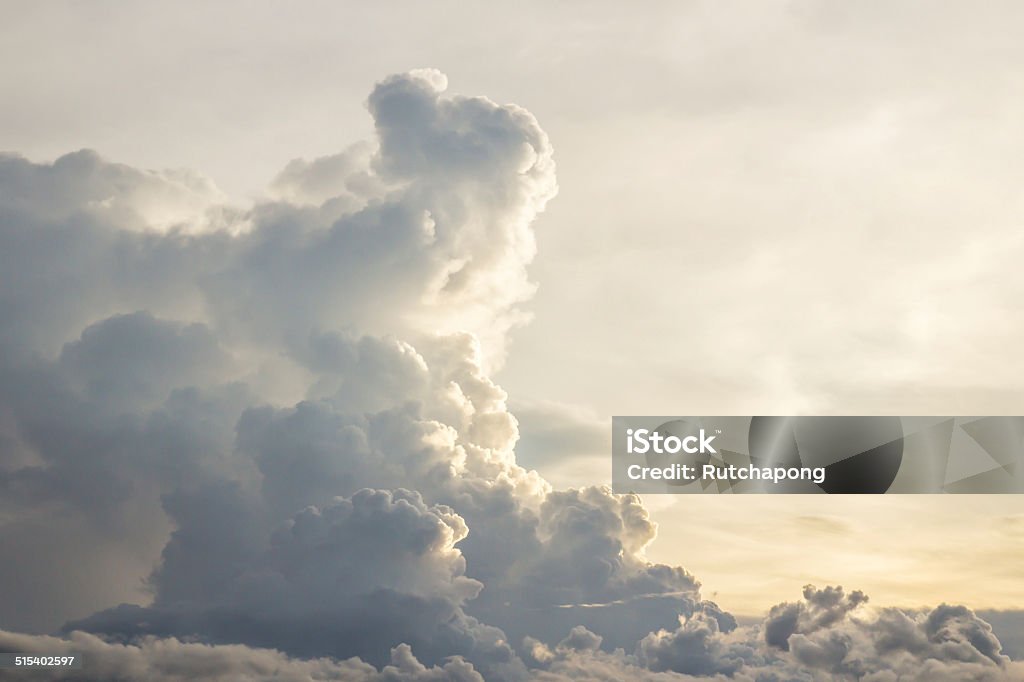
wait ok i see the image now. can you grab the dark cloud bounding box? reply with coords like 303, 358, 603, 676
764, 584, 869, 650
637, 609, 747, 676
57, 312, 232, 413
66, 488, 525, 679
761, 586, 1013, 679
525, 586, 1021, 681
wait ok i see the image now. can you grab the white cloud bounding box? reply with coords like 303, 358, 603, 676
0, 70, 1018, 681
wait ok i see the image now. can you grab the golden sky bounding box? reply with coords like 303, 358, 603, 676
645, 494, 1024, 616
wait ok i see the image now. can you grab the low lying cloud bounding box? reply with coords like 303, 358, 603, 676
523, 587, 1018, 681
0, 630, 487, 682
0, 70, 1019, 680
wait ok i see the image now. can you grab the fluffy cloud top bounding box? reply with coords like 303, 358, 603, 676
0, 71, 1018, 681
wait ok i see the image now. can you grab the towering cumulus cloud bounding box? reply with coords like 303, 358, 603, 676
0, 71, 1019, 680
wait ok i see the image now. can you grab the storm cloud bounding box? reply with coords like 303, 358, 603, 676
0, 71, 1019, 680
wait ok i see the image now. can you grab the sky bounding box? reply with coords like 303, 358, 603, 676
1, 2, 1024, 680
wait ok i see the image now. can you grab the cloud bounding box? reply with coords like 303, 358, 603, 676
764, 585, 869, 651
66, 488, 525, 679
0, 69, 554, 367
0, 149, 229, 233
0, 629, 486, 682
57, 312, 234, 413
759, 586, 1013, 680
269, 141, 383, 210
0, 70, 1018, 681
523, 586, 1021, 681
637, 609, 746, 676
